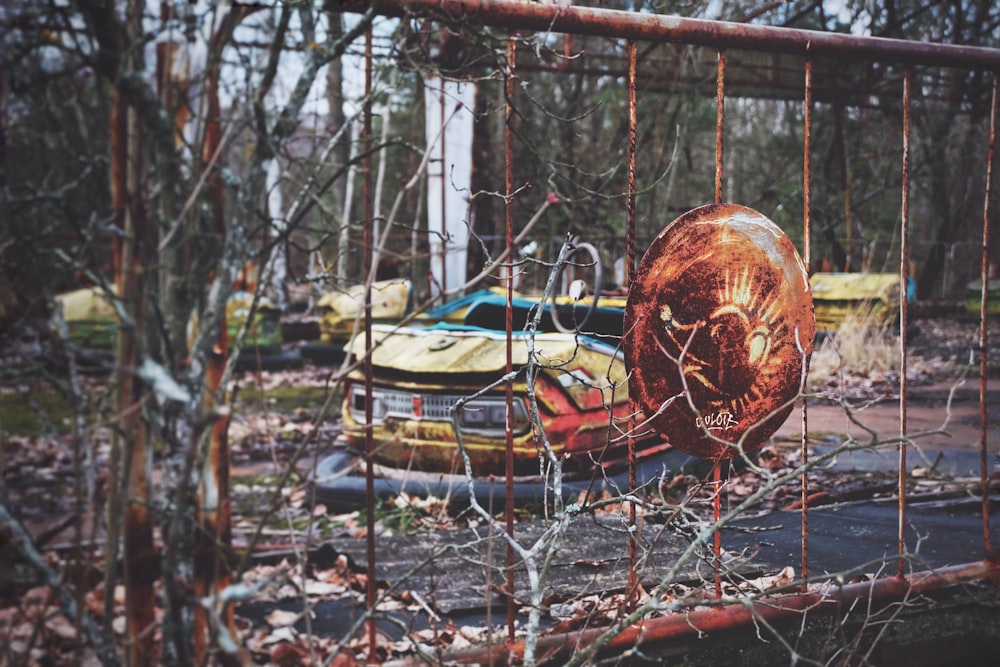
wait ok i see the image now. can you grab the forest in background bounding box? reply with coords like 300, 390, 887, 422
2, 1, 999, 665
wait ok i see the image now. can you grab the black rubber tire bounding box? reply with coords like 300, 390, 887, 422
235, 349, 303, 372
299, 341, 347, 366
309, 446, 722, 514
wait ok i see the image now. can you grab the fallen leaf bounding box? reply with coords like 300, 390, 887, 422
46, 613, 79, 641
266, 609, 303, 628
269, 640, 310, 667
303, 580, 347, 596
261, 626, 299, 646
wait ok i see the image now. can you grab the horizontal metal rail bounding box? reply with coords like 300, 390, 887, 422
339, 0, 1000, 71
384, 559, 1000, 666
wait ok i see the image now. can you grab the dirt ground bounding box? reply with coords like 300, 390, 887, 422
786, 315, 998, 455
776, 378, 999, 453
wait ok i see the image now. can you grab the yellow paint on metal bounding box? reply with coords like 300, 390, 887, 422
341, 404, 540, 473
809, 272, 900, 329
55, 286, 119, 348
57, 286, 117, 322
965, 278, 1000, 316
347, 326, 629, 411
317, 278, 411, 342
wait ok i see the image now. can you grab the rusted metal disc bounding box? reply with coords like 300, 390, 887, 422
624, 204, 815, 460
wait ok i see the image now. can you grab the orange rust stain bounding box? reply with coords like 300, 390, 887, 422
625, 203, 814, 460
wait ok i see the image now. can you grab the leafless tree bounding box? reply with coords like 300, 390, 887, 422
1, 1, 997, 666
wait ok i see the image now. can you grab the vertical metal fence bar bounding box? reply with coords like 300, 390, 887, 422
713, 47, 726, 598
362, 24, 378, 662
626, 40, 638, 291
712, 462, 722, 597
504, 35, 517, 643
839, 106, 852, 272
897, 67, 912, 577
715, 49, 726, 205
626, 38, 639, 609
980, 75, 998, 555
439, 84, 448, 294
800, 58, 813, 587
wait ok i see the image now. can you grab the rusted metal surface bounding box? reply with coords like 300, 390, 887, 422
800, 58, 813, 586
340, 327, 639, 474
897, 68, 912, 576
981, 77, 998, 554
715, 49, 725, 204
712, 460, 722, 597
337, 0, 1000, 71
363, 24, 379, 660
624, 204, 815, 460
503, 34, 518, 643
625, 38, 639, 609
711, 46, 726, 596
625, 41, 637, 292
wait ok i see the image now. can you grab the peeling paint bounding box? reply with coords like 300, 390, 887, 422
624, 204, 814, 460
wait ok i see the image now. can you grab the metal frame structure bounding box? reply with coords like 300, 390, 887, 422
334, 1, 999, 663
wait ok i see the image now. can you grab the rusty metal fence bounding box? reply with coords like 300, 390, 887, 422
333, 2, 999, 663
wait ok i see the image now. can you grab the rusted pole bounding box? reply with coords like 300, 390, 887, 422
898, 68, 912, 577
625, 39, 637, 291
712, 47, 725, 599
800, 57, 813, 587
363, 25, 379, 662
714, 49, 725, 204
400, 560, 1000, 666
625, 38, 639, 610
980, 76, 998, 555
439, 82, 448, 293
503, 34, 517, 644
336, 1, 1000, 71
712, 461, 722, 598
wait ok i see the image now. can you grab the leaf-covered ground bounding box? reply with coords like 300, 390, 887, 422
1, 317, 994, 665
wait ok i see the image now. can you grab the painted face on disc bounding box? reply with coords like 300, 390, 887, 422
624, 204, 815, 460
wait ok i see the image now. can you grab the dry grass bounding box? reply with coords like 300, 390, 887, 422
807, 312, 902, 392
